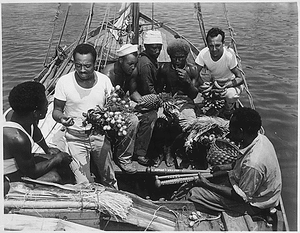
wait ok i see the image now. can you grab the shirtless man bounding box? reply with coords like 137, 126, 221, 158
4, 81, 73, 195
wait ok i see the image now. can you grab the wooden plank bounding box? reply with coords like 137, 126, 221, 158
11, 206, 176, 231
4, 214, 102, 231
11, 209, 102, 229
221, 212, 249, 231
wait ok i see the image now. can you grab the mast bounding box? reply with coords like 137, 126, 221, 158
131, 3, 140, 45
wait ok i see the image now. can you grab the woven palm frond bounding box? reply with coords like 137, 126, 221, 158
207, 138, 242, 166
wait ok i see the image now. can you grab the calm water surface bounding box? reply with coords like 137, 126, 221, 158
2, 2, 298, 230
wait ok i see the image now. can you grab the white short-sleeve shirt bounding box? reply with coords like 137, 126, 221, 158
195, 47, 237, 82
54, 71, 113, 131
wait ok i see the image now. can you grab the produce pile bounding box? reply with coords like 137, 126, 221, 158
184, 116, 229, 152
82, 85, 132, 139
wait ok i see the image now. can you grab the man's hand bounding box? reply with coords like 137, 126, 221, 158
176, 68, 191, 84
171, 181, 195, 200
54, 152, 73, 165
60, 116, 74, 127
210, 164, 233, 173
194, 173, 210, 187
48, 147, 61, 156
213, 81, 227, 97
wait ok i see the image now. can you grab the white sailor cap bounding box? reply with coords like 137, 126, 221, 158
144, 30, 163, 45
116, 44, 138, 57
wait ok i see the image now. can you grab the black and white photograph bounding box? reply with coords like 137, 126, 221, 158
2, 1, 297, 231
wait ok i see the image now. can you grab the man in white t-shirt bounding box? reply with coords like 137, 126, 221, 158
196, 27, 244, 118
52, 44, 125, 188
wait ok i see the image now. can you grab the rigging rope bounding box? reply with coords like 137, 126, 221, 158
46, 6, 94, 94
222, 3, 256, 110
57, 4, 71, 48
96, 6, 112, 71
84, 3, 95, 43
43, 3, 61, 67
194, 3, 207, 47
95, 5, 110, 71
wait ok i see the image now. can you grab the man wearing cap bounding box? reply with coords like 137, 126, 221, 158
130, 30, 164, 166
102, 44, 140, 173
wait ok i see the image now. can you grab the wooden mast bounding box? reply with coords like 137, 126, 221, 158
131, 3, 140, 45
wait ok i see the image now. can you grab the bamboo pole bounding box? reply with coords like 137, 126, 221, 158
4, 200, 98, 209
146, 167, 209, 174
155, 172, 210, 180
155, 176, 200, 188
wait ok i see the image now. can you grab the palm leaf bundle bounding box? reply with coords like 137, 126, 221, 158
184, 116, 229, 151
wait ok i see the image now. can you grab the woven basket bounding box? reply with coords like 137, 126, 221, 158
207, 138, 241, 165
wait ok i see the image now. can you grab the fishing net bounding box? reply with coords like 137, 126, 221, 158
206, 138, 241, 165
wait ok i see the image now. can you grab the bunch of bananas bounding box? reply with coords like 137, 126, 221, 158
200, 81, 226, 116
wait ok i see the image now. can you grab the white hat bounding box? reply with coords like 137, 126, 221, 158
144, 30, 163, 45
116, 44, 138, 57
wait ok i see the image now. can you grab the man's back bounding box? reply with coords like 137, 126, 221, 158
229, 133, 282, 209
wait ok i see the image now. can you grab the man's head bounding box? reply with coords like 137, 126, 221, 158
228, 107, 262, 143
117, 44, 138, 75
9, 81, 48, 118
144, 30, 163, 60
167, 38, 190, 69
73, 43, 97, 80
206, 28, 225, 60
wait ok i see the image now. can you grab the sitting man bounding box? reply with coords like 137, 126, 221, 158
130, 30, 164, 166
101, 44, 140, 173
184, 107, 282, 216
4, 81, 73, 196
156, 37, 202, 166
196, 27, 244, 118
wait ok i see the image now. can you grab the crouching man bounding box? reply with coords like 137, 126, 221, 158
184, 107, 282, 215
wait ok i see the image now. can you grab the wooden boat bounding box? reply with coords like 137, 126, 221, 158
3, 2, 289, 231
